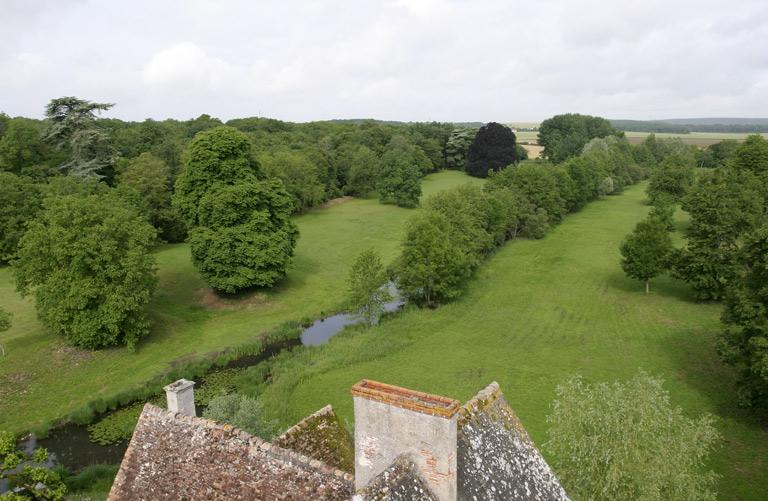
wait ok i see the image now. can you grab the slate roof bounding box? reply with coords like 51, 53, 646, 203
457, 382, 569, 500
108, 404, 353, 500
355, 455, 437, 501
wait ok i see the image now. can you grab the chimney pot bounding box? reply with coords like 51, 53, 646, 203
164, 379, 196, 416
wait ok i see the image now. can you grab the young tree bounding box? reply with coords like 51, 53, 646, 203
649, 195, 676, 231
347, 249, 392, 326
465, 122, 518, 178
174, 127, 298, 292
43, 96, 116, 180
1, 429, 67, 500
0, 173, 43, 263
13, 193, 157, 349
546, 371, 720, 501
718, 224, 768, 407
620, 216, 673, 293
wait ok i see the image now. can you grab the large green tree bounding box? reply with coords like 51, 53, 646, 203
43, 96, 115, 180
620, 216, 673, 293
646, 152, 696, 204
0, 173, 43, 263
13, 193, 157, 349
538, 113, 619, 163
673, 168, 764, 300
546, 372, 719, 501
397, 211, 473, 306
0, 117, 49, 175
347, 249, 391, 326
718, 224, 768, 407
376, 144, 423, 208
444, 128, 476, 170
173, 126, 298, 292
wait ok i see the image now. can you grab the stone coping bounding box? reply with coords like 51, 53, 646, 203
351, 379, 460, 418
162, 378, 195, 392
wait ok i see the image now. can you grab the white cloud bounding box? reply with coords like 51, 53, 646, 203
0, 0, 766, 121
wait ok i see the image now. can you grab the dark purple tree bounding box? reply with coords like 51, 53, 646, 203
465, 122, 518, 178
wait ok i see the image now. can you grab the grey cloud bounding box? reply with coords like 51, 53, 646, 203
0, 0, 765, 122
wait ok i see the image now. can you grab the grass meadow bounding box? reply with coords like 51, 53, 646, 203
0, 170, 483, 434
255, 182, 768, 500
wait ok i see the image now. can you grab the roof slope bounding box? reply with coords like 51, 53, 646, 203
274, 404, 355, 473
355, 455, 437, 501
457, 382, 569, 501
108, 404, 353, 501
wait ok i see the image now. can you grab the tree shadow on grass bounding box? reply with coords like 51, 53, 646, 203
605, 270, 699, 303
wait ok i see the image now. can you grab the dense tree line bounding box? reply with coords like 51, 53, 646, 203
397, 136, 650, 306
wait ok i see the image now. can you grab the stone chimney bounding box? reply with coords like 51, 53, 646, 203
352, 380, 459, 501
164, 379, 196, 416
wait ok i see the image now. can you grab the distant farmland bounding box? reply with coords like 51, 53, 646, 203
622, 131, 768, 147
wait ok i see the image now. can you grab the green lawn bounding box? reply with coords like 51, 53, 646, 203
0, 170, 482, 434
255, 182, 768, 500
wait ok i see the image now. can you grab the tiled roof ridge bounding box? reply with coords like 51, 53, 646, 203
351, 379, 460, 418
140, 403, 354, 482
275, 403, 335, 442
457, 381, 503, 427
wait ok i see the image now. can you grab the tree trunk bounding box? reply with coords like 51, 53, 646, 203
645, 280, 650, 294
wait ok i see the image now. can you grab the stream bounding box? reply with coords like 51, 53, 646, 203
8, 290, 404, 480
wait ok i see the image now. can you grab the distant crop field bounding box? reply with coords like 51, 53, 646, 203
521, 144, 544, 158
514, 130, 539, 143
623, 131, 768, 147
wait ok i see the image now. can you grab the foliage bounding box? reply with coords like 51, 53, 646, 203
465, 122, 518, 178
174, 127, 298, 292
646, 152, 696, 204
0, 429, 67, 500
118, 152, 187, 242
673, 168, 764, 300
0, 307, 10, 332
203, 393, 277, 439
648, 196, 676, 231
376, 147, 422, 208
13, 193, 157, 349
396, 211, 474, 306
545, 372, 720, 501
731, 134, 768, 176
718, 224, 768, 407
487, 161, 567, 223
43, 96, 115, 180
87, 401, 150, 445
538, 113, 619, 163
62, 464, 118, 500
0, 118, 49, 175
347, 249, 391, 325
259, 150, 327, 213
620, 216, 673, 293
444, 128, 476, 170
344, 146, 379, 197
0, 173, 43, 263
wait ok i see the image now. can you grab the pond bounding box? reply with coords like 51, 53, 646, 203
6, 286, 404, 481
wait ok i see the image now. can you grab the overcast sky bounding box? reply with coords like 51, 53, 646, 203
1, 0, 767, 123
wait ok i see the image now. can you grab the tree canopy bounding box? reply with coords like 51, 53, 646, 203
620, 216, 673, 293
538, 113, 619, 163
174, 126, 298, 292
13, 192, 157, 349
347, 249, 391, 326
546, 371, 720, 500
465, 122, 518, 178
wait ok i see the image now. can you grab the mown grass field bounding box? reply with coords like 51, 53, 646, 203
0, 170, 483, 434
256, 182, 768, 500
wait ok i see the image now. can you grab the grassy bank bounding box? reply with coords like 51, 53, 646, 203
255, 182, 767, 500
0, 170, 482, 434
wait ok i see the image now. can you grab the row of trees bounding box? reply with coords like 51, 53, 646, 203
396, 136, 652, 306
618, 134, 768, 407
